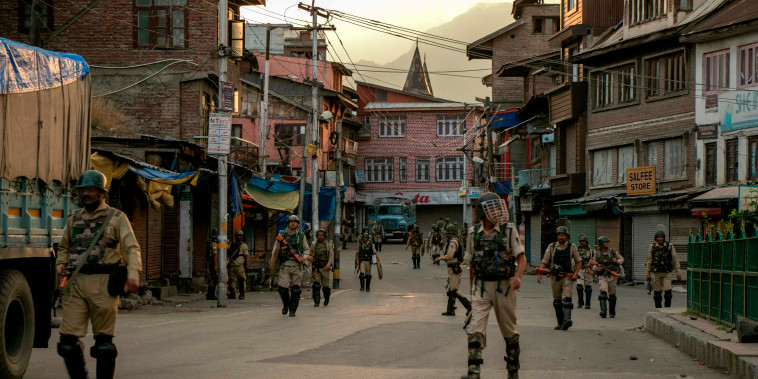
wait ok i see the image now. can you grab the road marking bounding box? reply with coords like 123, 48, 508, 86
137, 310, 258, 328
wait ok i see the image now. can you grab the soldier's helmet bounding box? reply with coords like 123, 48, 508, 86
445, 217, 450, 222
578, 234, 588, 243
654, 230, 666, 240
475, 192, 508, 224
445, 224, 458, 236
556, 226, 570, 238
598, 236, 610, 244
361, 233, 370, 239
235, 230, 244, 237
413, 225, 419, 231
77, 170, 108, 192
316, 229, 326, 236
287, 215, 299, 223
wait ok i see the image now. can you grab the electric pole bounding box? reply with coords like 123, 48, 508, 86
310, 3, 320, 242
333, 120, 342, 289
216, 0, 229, 307
484, 97, 495, 192
259, 25, 271, 176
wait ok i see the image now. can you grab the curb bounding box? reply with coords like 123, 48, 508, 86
645, 311, 758, 378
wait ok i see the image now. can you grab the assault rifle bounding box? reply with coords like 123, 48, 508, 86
588, 259, 621, 278
53, 266, 70, 309
275, 234, 305, 264
535, 267, 573, 278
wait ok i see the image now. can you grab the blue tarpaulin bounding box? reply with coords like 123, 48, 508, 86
494, 181, 512, 195
128, 167, 200, 185
0, 37, 89, 94
230, 171, 244, 217
247, 177, 345, 222
491, 110, 522, 129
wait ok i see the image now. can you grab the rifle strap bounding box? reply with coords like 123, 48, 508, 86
69, 209, 117, 285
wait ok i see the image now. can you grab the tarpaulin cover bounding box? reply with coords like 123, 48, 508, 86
230, 170, 244, 217
494, 181, 512, 195
245, 184, 300, 212
491, 109, 522, 129
128, 167, 200, 186
245, 177, 344, 221
91, 152, 173, 209
0, 38, 91, 184
90, 152, 130, 189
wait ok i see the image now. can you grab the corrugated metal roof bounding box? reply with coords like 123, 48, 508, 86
691, 186, 740, 201
682, 0, 758, 35
555, 189, 627, 205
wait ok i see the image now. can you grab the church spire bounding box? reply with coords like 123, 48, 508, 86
403, 43, 434, 97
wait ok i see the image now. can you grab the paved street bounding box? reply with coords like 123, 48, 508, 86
28, 241, 725, 379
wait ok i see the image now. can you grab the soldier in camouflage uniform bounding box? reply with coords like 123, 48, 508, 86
428, 224, 444, 265
270, 215, 310, 317
538, 227, 583, 331
56, 170, 141, 379
575, 235, 594, 309
463, 193, 525, 379
309, 229, 334, 307
355, 233, 378, 292
372, 221, 385, 252
645, 230, 681, 308
591, 236, 624, 318
405, 225, 425, 269
435, 224, 471, 316
227, 230, 250, 300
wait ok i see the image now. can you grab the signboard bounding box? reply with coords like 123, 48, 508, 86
467, 187, 485, 199
696, 123, 718, 139
355, 170, 366, 184
358, 190, 465, 205
626, 166, 656, 196
208, 112, 232, 155
739, 185, 758, 211
721, 90, 758, 132
221, 81, 235, 111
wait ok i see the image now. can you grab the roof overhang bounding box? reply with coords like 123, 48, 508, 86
496, 51, 560, 78
548, 24, 589, 48
466, 20, 524, 60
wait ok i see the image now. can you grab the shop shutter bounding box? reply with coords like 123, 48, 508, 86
530, 213, 542, 265
162, 204, 179, 276
669, 214, 699, 269
565, 123, 577, 174
569, 216, 596, 249
596, 216, 622, 251
632, 214, 669, 281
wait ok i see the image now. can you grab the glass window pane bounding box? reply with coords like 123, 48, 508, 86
172, 0, 187, 4
173, 28, 185, 47
172, 10, 184, 28
137, 10, 150, 46
135, 0, 151, 5
154, 0, 169, 5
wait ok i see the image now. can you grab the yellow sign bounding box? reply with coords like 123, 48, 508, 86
626, 166, 656, 196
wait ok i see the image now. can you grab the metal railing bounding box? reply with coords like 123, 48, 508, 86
517, 168, 555, 189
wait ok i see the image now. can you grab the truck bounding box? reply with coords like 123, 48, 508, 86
367, 196, 416, 243
0, 37, 91, 378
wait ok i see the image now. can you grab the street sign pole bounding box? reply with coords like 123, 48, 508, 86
215, 0, 229, 307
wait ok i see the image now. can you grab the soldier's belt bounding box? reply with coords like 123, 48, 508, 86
77, 264, 117, 275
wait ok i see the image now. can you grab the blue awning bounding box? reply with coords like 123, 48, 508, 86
0, 37, 89, 94
491, 110, 523, 129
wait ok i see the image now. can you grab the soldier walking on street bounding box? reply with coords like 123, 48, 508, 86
405, 225, 425, 269
310, 230, 334, 307
576, 235, 594, 309
372, 221, 385, 252
227, 230, 250, 300
646, 230, 681, 308
537, 226, 582, 331
356, 233, 378, 292
591, 236, 623, 318
463, 192, 525, 379
428, 225, 444, 265
270, 215, 310, 317
56, 170, 141, 379
435, 224, 471, 316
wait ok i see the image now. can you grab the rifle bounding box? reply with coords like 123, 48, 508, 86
588, 259, 621, 278
647, 277, 652, 295
53, 266, 70, 309
275, 234, 305, 264
535, 267, 573, 278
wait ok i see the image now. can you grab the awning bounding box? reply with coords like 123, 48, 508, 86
581, 200, 609, 212
497, 135, 520, 155
690, 186, 739, 202
491, 109, 523, 129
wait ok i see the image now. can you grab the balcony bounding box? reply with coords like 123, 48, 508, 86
517, 168, 555, 190
550, 172, 586, 198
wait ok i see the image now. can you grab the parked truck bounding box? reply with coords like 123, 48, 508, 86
0, 37, 91, 378
367, 196, 416, 243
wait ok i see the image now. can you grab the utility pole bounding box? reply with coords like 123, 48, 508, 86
259, 25, 271, 176
298, 121, 307, 224
28, 0, 43, 46
461, 105, 468, 225
215, 0, 229, 307
484, 97, 495, 192
310, 3, 320, 242
333, 120, 342, 289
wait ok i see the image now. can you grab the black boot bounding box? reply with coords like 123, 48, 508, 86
57, 335, 88, 379
365, 275, 372, 292
278, 287, 290, 315
653, 291, 662, 308
609, 294, 617, 318
505, 335, 520, 379
664, 289, 673, 308
576, 284, 584, 308
561, 299, 573, 330
206, 284, 216, 300
442, 294, 456, 316
289, 286, 302, 317
457, 293, 472, 315
238, 278, 245, 300
228, 287, 236, 300
584, 286, 592, 309
313, 282, 321, 307
323, 287, 331, 306
91, 335, 117, 379
359, 273, 365, 291
599, 291, 608, 318
552, 299, 563, 330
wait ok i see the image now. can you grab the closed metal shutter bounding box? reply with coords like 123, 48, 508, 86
632, 214, 669, 281
569, 216, 596, 248
596, 216, 622, 251
530, 213, 542, 265
566, 123, 577, 174
669, 214, 699, 270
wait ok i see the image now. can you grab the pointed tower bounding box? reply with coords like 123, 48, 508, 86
403, 42, 434, 97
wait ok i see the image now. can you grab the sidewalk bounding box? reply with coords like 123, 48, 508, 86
646, 308, 758, 378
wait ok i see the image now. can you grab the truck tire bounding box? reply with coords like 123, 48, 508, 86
0, 270, 35, 379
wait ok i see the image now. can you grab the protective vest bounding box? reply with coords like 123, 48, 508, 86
471, 224, 515, 280
550, 243, 573, 274
229, 242, 246, 266
411, 232, 423, 246
372, 224, 383, 235
358, 243, 373, 262
650, 242, 673, 272
431, 232, 442, 245
596, 249, 620, 274
452, 239, 464, 262
279, 231, 303, 263
67, 209, 117, 269
313, 242, 329, 264
577, 245, 592, 265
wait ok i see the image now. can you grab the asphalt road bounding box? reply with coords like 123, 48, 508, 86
26, 240, 728, 378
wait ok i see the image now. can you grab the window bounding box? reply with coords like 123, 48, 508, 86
134, 0, 188, 49
726, 139, 739, 182
375, 90, 387, 101
533, 17, 559, 35
664, 138, 685, 179
592, 149, 613, 186
232, 124, 242, 146
365, 158, 393, 182
435, 156, 464, 182
749, 138, 758, 181
705, 142, 717, 185
567, 0, 576, 12
619, 65, 637, 103
416, 158, 430, 182
646, 52, 686, 98
677, 0, 693, 11
704, 49, 730, 94
593, 71, 615, 108
399, 158, 407, 182
647, 141, 659, 171
378, 117, 406, 137
363, 116, 371, 126
630, 0, 667, 25
437, 115, 464, 136
18, 0, 53, 34
618, 146, 635, 184
274, 124, 304, 146
739, 43, 758, 88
